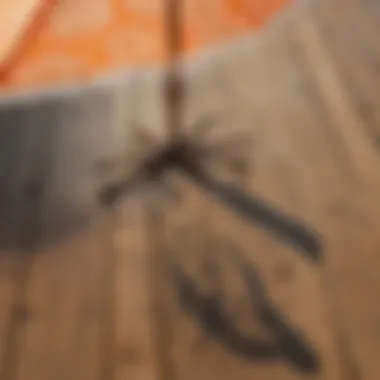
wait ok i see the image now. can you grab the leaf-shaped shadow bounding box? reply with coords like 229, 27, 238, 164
169, 240, 321, 373
226, 242, 321, 372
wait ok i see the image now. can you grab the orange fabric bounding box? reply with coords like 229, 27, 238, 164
0, 0, 292, 91
0, 0, 43, 66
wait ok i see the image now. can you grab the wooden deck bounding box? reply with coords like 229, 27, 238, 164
1, 0, 380, 379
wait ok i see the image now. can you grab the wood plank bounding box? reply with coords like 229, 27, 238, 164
310, 0, 380, 145
0, 120, 24, 377
237, 65, 343, 380
243, 38, 345, 380
13, 220, 107, 380
98, 74, 165, 380
8, 91, 115, 380
111, 197, 158, 380
298, 0, 380, 224
293, 2, 380, 182
91, 71, 174, 380
284, 19, 380, 380
0, 106, 54, 379
292, 0, 380, 245
23, 222, 109, 380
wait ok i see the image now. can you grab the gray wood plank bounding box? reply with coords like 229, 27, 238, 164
2, 89, 115, 380
0, 103, 56, 379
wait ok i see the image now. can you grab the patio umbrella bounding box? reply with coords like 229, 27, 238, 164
0, 0, 292, 90
0, 0, 321, 259
0, 0, 321, 258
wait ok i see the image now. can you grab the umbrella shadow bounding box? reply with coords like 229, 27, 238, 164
0, 119, 95, 254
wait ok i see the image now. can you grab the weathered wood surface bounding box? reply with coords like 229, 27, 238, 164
1, 0, 380, 379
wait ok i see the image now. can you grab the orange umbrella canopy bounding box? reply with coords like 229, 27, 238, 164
0, 0, 43, 66
0, 0, 292, 91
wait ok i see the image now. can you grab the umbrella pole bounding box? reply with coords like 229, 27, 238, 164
145, 2, 184, 379
164, 0, 184, 143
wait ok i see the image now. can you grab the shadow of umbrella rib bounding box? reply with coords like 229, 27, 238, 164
181, 162, 323, 262
98, 153, 324, 264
